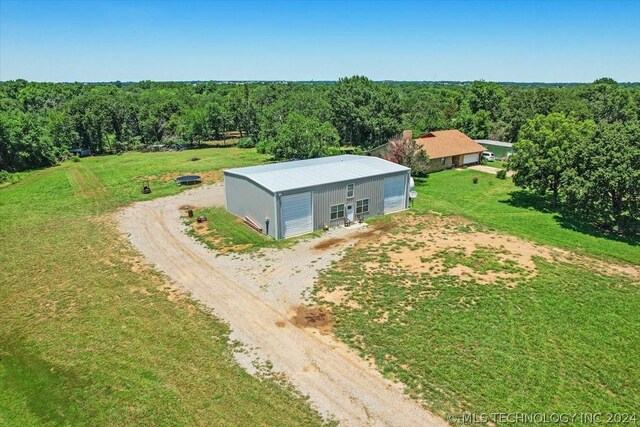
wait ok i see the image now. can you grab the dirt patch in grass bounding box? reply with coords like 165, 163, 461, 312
312, 237, 346, 251
357, 220, 396, 242
314, 211, 640, 423
191, 221, 208, 232
316, 287, 350, 305
290, 305, 332, 332
316, 287, 362, 309
312, 221, 396, 252
357, 214, 640, 286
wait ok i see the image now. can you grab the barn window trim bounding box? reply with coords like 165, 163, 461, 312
330, 203, 345, 220
356, 198, 369, 214
346, 183, 355, 198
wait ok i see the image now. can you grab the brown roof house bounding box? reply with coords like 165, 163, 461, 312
371, 129, 486, 172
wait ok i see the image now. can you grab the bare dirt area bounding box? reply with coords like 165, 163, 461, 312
118, 183, 447, 427
291, 305, 333, 332
354, 214, 640, 286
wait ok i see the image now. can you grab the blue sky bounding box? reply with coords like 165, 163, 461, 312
1, 0, 639, 82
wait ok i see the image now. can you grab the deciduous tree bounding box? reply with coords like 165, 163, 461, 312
383, 137, 430, 176
330, 76, 402, 149
563, 120, 640, 235
510, 113, 596, 204
260, 112, 339, 160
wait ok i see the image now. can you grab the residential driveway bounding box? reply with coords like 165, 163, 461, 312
118, 183, 447, 427
465, 164, 514, 176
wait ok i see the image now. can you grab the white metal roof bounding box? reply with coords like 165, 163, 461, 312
475, 139, 514, 148
224, 155, 410, 193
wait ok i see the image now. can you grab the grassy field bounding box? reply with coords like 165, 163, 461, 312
0, 148, 325, 426
3, 152, 638, 426
313, 169, 639, 424
188, 206, 321, 253
414, 170, 639, 265
315, 214, 639, 424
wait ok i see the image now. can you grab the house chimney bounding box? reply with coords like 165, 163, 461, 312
402, 130, 413, 141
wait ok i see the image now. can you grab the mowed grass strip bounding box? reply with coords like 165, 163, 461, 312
314, 219, 640, 424
414, 170, 639, 265
0, 148, 325, 426
188, 206, 321, 253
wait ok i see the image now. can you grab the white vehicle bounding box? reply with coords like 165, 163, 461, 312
482, 151, 495, 162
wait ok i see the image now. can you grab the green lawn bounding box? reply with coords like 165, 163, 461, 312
485, 159, 508, 169
315, 217, 640, 425
3, 152, 638, 426
313, 168, 639, 425
0, 148, 325, 426
188, 206, 321, 253
414, 170, 639, 265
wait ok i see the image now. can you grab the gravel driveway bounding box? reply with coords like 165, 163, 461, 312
118, 183, 447, 426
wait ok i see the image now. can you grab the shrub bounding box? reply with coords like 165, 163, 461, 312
472, 176, 479, 184
71, 156, 81, 163
255, 140, 270, 154
496, 169, 507, 179
325, 146, 343, 156
0, 170, 12, 183
237, 137, 256, 148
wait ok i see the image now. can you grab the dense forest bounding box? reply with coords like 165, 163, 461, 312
1, 76, 638, 235
1, 76, 638, 170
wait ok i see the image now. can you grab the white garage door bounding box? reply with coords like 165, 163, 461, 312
281, 192, 312, 238
463, 153, 480, 164
383, 176, 406, 213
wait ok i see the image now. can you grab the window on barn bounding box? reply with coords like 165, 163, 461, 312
356, 199, 369, 214
441, 158, 446, 165
346, 183, 354, 198
330, 204, 345, 220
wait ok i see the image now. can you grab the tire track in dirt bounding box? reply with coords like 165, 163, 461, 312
118, 184, 447, 427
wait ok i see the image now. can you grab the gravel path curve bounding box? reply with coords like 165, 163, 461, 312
118, 183, 447, 427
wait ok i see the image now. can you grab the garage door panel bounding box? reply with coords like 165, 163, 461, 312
383, 176, 405, 213
282, 192, 312, 238
463, 153, 480, 164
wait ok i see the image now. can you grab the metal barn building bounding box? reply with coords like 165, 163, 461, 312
223, 155, 411, 239
475, 139, 515, 159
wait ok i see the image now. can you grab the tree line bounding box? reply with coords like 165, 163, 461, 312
510, 111, 639, 236
1, 76, 638, 236
2, 76, 638, 171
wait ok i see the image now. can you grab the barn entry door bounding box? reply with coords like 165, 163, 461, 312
346, 204, 354, 222
383, 176, 406, 213
281, 192, 313, 238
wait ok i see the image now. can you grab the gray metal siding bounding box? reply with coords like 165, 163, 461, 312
281, 192, 313, 238
312, 175, 391, 230
383, 175, 407, 213
224, 173, 276, 238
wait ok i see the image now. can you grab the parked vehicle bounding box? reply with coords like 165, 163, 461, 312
482, 151, 495, 162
